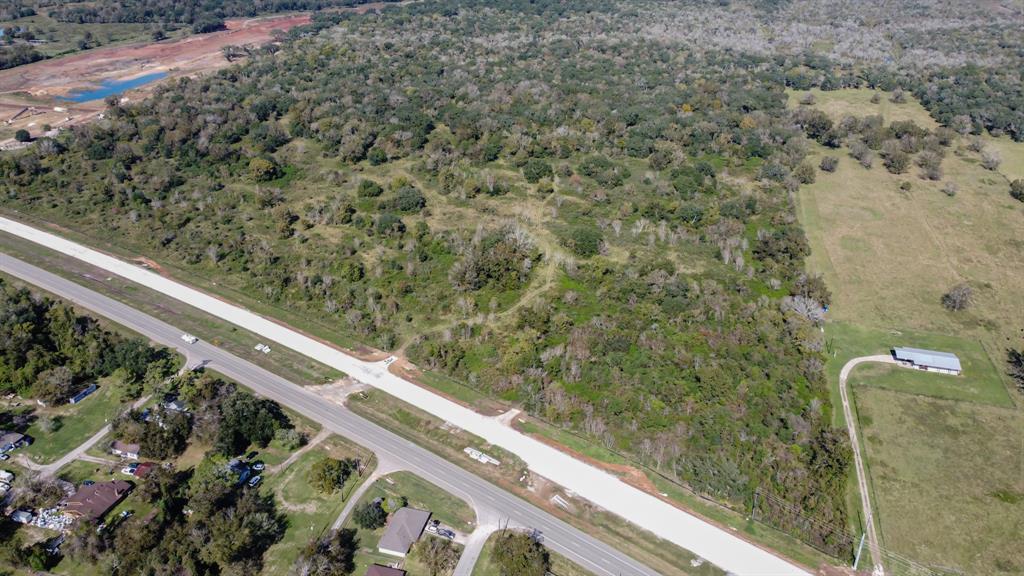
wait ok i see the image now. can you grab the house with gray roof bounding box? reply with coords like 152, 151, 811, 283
378, 507, 431, 557
892, 347, 962, 375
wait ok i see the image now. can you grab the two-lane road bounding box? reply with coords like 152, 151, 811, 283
0, 252, 660, 576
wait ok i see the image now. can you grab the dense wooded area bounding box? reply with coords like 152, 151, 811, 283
1, 0, 1020, 558
0, 278, 175, 404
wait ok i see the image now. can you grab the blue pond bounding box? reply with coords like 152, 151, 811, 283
59, 71, 168, 103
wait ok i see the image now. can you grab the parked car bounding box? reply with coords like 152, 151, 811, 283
437, 528, 456, 539
119, 510, 133, 519
251, 461, 265, 472
247, 475, 262, 488
82, 480, 95, 486
0, 454, 9, 461
254, 343, 271, 354
181, 334, 199, 344
246, 451, 259, 460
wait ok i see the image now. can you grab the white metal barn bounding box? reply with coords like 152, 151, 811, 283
892, 347, 962, 375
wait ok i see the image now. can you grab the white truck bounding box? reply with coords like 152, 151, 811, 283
181, 334, 199, 344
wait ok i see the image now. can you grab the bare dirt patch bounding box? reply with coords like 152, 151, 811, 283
0, 13, 311, 98
0, 13, 310, 139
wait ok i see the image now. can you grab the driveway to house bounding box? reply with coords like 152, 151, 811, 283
17, 394, 151, 478
839, 354, 899, 575
1, 216, 812, 576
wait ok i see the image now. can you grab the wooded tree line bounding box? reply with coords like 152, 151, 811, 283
0, 278, 174, 404
47, 0, 398, 30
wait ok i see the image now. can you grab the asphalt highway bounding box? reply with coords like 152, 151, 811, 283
0, 252, 662, 576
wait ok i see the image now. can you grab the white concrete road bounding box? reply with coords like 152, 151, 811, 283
839, 355, 898, 575
0, 216, 811, 575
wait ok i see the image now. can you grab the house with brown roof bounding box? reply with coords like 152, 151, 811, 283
110, 440, 140, 460
366, 565, 406, 576
378, 507, 431, 557
64, 480, 133, 520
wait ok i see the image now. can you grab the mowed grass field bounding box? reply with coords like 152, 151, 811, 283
792, 88, 1024, 574
856, 389, 1023, 574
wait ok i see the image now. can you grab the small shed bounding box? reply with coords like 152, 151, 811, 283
366, 565, 406, 576
892, 347, 962, 375
378, 507, 431, 557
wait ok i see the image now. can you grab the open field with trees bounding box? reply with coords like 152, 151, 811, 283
1, 0, 1022, 571
793, 88, 1024, 574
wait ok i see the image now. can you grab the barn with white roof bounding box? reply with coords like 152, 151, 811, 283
892, 347, 962, 375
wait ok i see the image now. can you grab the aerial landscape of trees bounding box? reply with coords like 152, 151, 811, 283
0, 280, 299, 573
0, 0, 1021, 560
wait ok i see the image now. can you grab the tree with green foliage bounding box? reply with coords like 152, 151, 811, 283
1006, 348, 1024, 392
14, 129, 30, 143
565, 226, 601, 258
292, 528, 359, 576
415, 537, 459, 576
309, 457, 357, 494
352, 500, 387, 529
492, 532, 549, 576
215, 391, 290, 455
368, 147, 387, 166
197, 490, 286, 567
1010, 179, 1024, 202
522, 158, 553, 183
357, 179, 384, 198
249, 157, 281, 182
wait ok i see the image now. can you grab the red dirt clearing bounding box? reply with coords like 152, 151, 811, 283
0, 13, 311, 97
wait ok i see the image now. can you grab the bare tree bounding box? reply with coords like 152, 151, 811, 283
980, 149, 1001, 171
941, 283, 972, 311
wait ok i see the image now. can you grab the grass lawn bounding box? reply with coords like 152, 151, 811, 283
22, 376, 129, 464
472, 531, 594, 576
856, 388, 1023, 574
361, 472, 475, 532
827, 322, 1012, 408
260, 436, 373, 575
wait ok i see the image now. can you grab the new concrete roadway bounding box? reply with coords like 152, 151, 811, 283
0, 251, 658, 576
0, 216, 811, 575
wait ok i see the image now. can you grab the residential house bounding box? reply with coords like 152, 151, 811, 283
378, 507, 431, 557
110, 440, 140, 460
63, 480, 133, 521
162, 397, 189, 413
